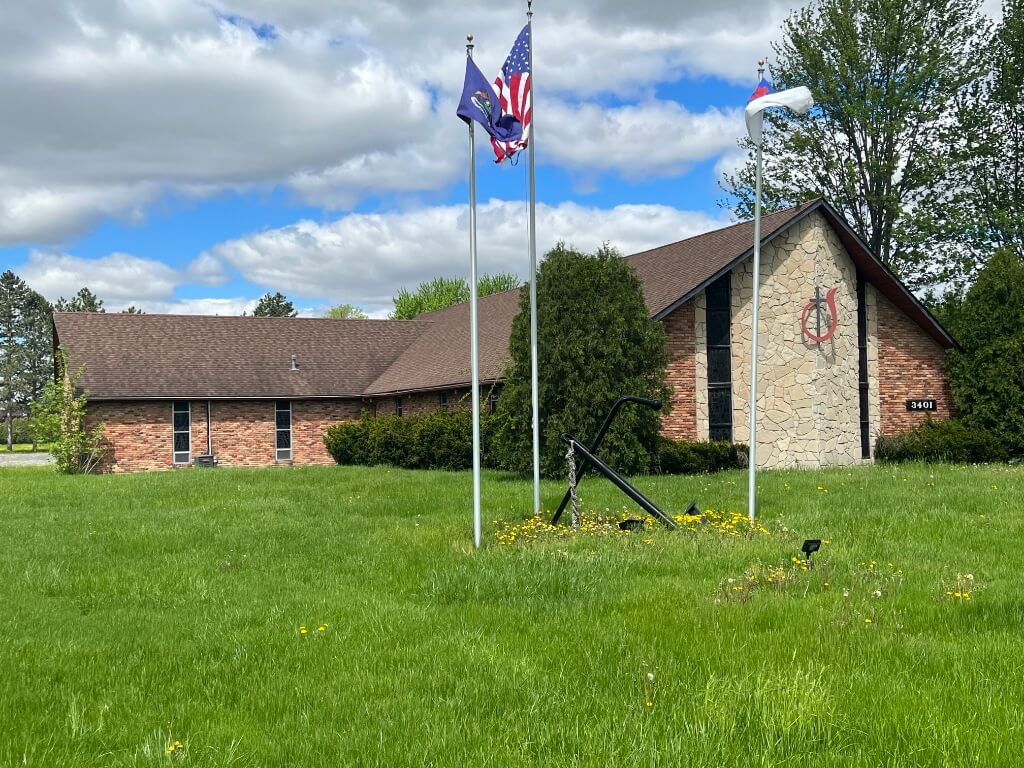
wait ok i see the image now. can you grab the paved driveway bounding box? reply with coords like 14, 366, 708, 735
0, 452, 54, 467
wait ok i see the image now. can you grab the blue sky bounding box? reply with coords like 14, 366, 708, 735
0, 0, 1000, 316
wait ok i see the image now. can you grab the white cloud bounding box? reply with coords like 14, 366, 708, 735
202, 199, 727, 314
132, 297, 258, 316
20, 250, 180, 305
185, 252, 231, 287
544, 101, 741, 178
0, 183, 157, 246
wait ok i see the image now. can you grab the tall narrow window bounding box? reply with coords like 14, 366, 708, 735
276, 400, 292, 461
706, 274, 733, 442
857, 276, 870, 459
394, 397, 403, 417
172, 401, 191, 464
488, 390, 499, 414
439, 391, 449, 412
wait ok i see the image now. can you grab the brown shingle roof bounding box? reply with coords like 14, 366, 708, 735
55, 200, 957, 402
362, 289, 521, 396
53, 313, 430, 400
626, 201, 817, 318
363, 199, 957, 395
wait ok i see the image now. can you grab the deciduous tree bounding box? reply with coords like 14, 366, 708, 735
721, 0, 989, 292
324, 303, 368, 319
390, 273, 521, 319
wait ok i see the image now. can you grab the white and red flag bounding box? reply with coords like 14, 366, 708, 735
745, 78, 814, 145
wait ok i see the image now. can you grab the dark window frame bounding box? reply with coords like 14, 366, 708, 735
706, 274, 733, 443
857, 275, 871, 459
439, 391, 449, 412
488, 389, 499, 414
275, 400, 292, 461
172, 401, 191, 464
394, 396, 403, 417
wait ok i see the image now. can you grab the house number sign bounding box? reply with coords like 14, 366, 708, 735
906, 399, 937, 411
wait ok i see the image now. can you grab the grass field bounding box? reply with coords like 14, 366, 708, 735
6, 443, 51, 453
1, 462, 1022, 766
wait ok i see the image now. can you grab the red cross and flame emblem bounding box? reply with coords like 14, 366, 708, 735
801, 287, 839, 343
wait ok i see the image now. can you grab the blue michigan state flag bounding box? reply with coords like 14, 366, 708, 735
457, 56, 523, 145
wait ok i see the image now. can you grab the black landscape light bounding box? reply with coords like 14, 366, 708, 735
801, 539, 822, 568
619, 518, 645, 532
684, 500, 701, 517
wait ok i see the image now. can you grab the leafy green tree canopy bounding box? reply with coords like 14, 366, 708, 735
324, 303, 368, 319
390, 273, 521, 319
30, 349, 108, 473
54, 287, 104, 313
252, 292, 298, 317
945, 248, 1024, 450
951, 0, 1024, 264
492, 244, 668, 478
721, 0, 989, 292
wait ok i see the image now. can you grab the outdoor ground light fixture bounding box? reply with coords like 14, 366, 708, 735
802, 539, 822, 568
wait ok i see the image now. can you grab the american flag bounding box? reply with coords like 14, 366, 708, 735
491, 25, 531, 163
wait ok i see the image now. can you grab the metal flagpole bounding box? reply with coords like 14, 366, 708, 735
467, 35, 483, 548
526, 1, 541, 514
747, 58, 765, 522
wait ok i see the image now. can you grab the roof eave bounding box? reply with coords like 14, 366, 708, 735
652, 200, 825, 321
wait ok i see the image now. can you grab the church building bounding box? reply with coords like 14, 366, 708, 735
54, 199, 957, 473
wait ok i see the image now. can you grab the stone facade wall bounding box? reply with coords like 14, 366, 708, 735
88, 398, 362, 473
661, 301, 698, 440
876, 293, 955, 434
729, 211, 872, 468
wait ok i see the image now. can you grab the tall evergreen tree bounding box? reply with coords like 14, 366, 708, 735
21, 291, 54, 450
491, 245, 668, 478
0, 271, 30, 450
721, 0, 989, 292
252, 292, 298, 317
54, 287, 105, 313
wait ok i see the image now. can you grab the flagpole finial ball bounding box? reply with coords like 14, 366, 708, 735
467, 33, 473, 42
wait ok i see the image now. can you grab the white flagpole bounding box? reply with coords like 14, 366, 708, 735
526, 1, 541, 515
747, 59, 766, 522
467, 35, 483, 548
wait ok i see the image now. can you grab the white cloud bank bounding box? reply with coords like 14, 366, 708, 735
202, 199, 728, 314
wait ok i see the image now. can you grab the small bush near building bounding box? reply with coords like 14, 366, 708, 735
655, 437, 748, 475
874, 419, 1011, 464
324, 411, 497, 471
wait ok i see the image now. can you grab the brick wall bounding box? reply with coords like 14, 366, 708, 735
660, 301, 697, 440
88, 398, 363, 473
369, 387, 501, 418
876, 294, 955, 434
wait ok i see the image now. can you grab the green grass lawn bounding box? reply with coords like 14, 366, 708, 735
1, 463, 1022, 767
7, 443, 51, 453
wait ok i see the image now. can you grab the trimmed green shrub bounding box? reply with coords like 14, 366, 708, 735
874, 419, 1011, 464
655, 437, 748, 475
323, 419, 369, 466
365, 414, 415, 468
323, 410, 497, 471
